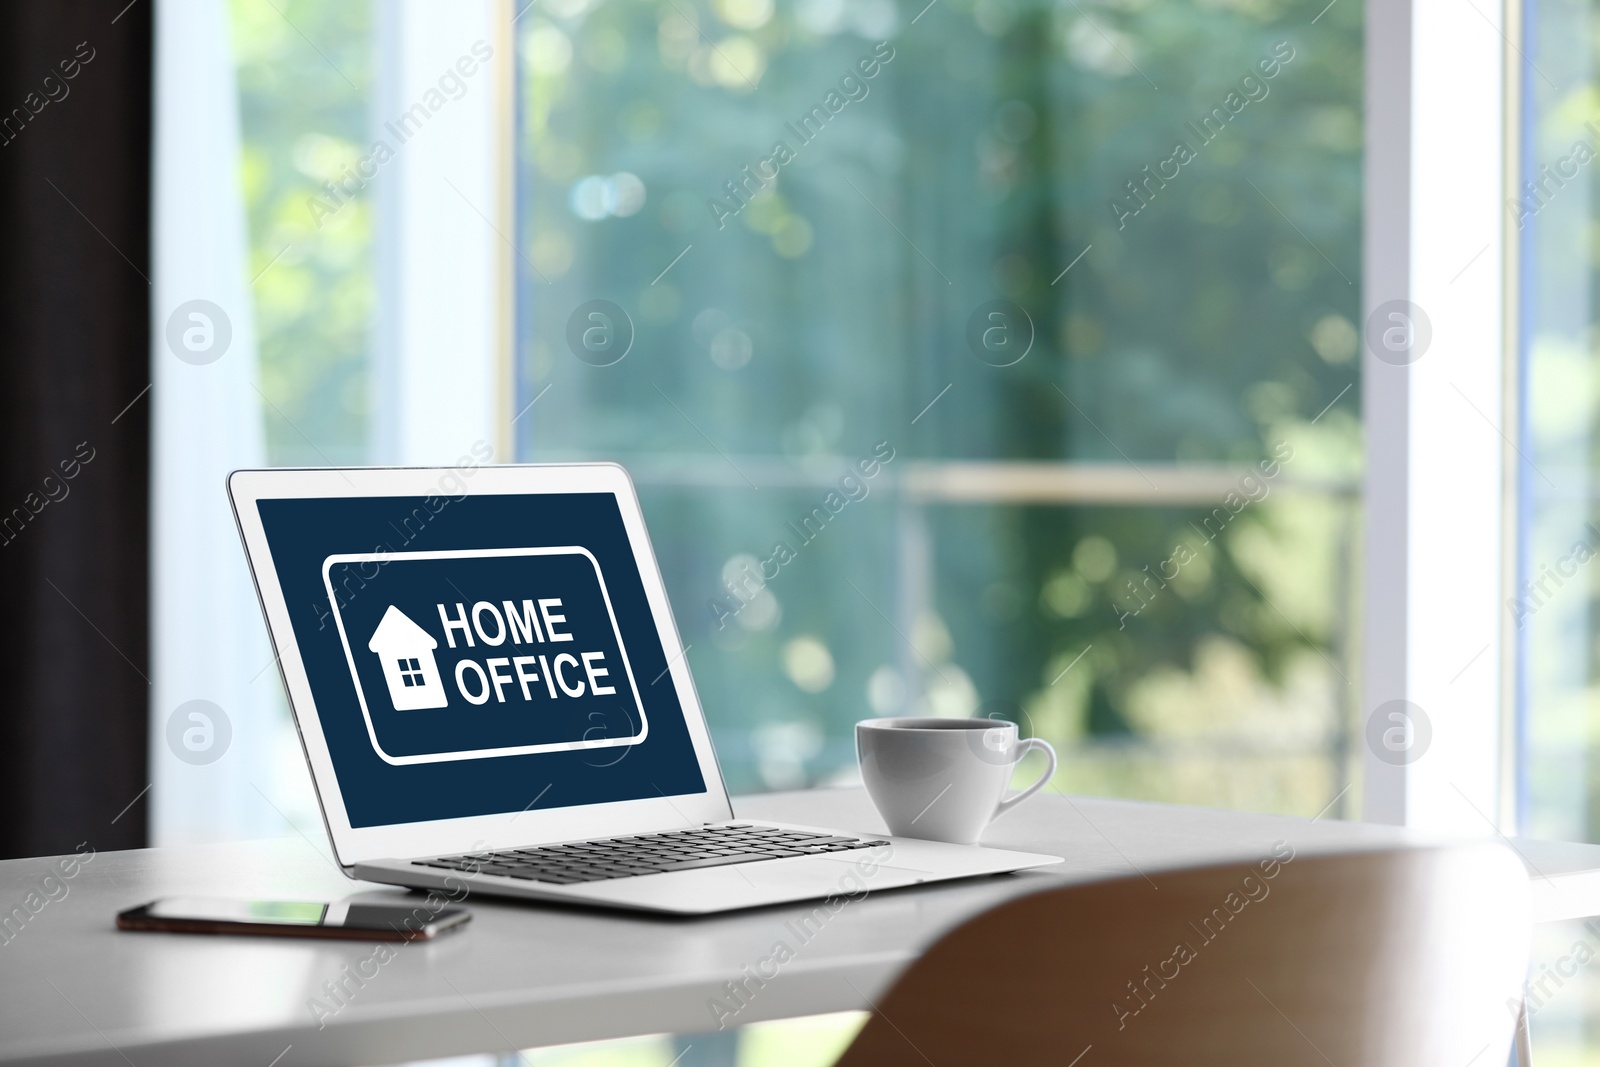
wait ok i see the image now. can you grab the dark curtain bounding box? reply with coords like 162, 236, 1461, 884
0, 2, 152, 858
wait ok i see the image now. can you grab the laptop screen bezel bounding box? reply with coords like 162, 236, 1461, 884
228, 462, 734, 869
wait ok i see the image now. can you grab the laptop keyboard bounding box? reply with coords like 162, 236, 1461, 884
413, 824, 889, 885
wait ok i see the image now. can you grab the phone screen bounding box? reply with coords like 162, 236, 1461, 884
130, 897, 470, 935
146, 898, 331, 925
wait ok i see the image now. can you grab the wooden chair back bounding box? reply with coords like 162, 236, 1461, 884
833, 844, 1529, 1066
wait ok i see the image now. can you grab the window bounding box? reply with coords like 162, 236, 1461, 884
212, 0, 1367, 843
514, 0, 1363, 813
234, 0, 374, 466
399, 658, 426, 686
1520, 0, 1600, 848
1519, 0, 1600, 1055
211, 0, 505, 842
218, 0, 377, 840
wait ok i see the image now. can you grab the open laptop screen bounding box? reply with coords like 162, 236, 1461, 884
255, 491, 706, 828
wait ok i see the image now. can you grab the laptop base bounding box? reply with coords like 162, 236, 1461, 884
354, 821, 1062, 916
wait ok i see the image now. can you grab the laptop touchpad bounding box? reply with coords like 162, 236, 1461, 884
727, 854, 938, 891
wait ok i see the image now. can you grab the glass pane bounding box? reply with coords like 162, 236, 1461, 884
1521, 0, 1600, 1057
235, 0, 374, 466
233, 0, 374, 834
516, 0, 1364, 816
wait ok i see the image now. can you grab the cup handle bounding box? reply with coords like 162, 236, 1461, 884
993, 737, 1058, 820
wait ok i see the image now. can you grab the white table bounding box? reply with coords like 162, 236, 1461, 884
0, 787, 1588, 1066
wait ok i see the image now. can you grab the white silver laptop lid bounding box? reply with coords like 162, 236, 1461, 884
229, 463, 733, 870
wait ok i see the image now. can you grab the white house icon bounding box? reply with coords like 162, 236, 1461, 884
367, 605, 449, 711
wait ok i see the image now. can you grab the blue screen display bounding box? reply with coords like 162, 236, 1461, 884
256, 492, 707, 828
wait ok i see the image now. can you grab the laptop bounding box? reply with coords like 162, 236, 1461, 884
228, 463, 1060, 915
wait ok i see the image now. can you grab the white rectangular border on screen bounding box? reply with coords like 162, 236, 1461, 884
227, 462, 732, 870
323, 546, 649, 765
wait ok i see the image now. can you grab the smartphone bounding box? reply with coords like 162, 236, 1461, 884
116, 897, 471, 941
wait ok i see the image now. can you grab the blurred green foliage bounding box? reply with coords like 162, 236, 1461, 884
232, 0, 372, 465
1523, 0, 1600, 862
516, 0, 1365, 813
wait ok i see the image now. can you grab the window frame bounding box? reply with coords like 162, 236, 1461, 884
1359, 0, 1518, 830
370, 0, 515, 467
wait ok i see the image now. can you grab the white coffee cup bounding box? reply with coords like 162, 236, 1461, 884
856, 717, 1058, 845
